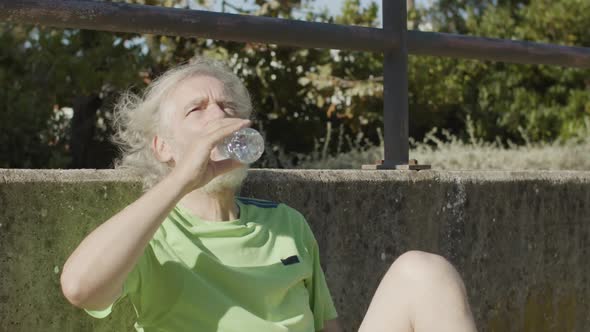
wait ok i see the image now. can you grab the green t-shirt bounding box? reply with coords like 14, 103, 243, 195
84, 196, 338, 332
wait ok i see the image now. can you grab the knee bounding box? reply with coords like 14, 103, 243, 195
386, 250, 463, 286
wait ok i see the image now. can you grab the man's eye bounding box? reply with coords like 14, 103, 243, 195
222, 105, 236, 113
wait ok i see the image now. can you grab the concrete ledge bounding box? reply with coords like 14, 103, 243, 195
1, 169, 589, 331
2, 168, 589, 183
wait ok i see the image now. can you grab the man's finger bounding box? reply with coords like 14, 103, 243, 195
205, 118, 250, 135
205, 119, 251, 148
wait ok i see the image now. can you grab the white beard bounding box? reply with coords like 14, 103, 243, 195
198, 165, 249, 194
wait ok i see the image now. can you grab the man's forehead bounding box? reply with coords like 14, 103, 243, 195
171, 76, 227, 100
178, 75, 225, 92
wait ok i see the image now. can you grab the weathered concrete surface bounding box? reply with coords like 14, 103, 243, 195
1, 169, 589, 332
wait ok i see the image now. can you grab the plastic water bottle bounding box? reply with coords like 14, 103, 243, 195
216, 127, 265, 164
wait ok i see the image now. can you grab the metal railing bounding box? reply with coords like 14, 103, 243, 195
1, 0, 589, 169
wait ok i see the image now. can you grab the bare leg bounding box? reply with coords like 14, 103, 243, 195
357, 251, 477, 332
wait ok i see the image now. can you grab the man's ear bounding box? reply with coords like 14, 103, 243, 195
152, 134, 174, 164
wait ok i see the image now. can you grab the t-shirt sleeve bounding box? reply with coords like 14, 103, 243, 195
301, 219, 339, 331
83, 244, 152, 319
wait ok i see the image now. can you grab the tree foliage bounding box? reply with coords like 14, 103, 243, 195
0, 0, 588, 169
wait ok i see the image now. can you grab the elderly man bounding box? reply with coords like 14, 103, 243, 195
60, 57, 477, 332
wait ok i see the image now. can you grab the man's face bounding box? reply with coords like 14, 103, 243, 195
159, 75, 249, 194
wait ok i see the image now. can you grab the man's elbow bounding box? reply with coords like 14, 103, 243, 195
60, 272, 87, 308
61, 273, 121, 311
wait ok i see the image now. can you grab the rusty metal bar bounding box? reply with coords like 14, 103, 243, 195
408, 30, 590, 68
0, 0, 397, 52
2, 0, 589, 69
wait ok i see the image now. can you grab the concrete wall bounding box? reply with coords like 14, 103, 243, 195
1, 169, 589, 332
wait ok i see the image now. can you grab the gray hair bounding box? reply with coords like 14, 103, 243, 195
110, 57, 253, 192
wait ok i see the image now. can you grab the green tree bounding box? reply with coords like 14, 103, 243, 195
1, 0, 588, 169
0, 23, 149, 167
457, 0, 590, 142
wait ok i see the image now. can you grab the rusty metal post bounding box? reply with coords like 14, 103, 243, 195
362, 0, 429, 170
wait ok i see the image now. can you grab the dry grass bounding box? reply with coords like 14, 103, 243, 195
280, 119, 590, 171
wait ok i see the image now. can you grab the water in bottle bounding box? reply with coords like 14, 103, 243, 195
216, 127, 265, 164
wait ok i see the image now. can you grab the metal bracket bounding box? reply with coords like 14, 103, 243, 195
361, 159, 431, 170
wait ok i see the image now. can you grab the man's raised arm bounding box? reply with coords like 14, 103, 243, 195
60, 172, 186, 310
60, 118, 251, 311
